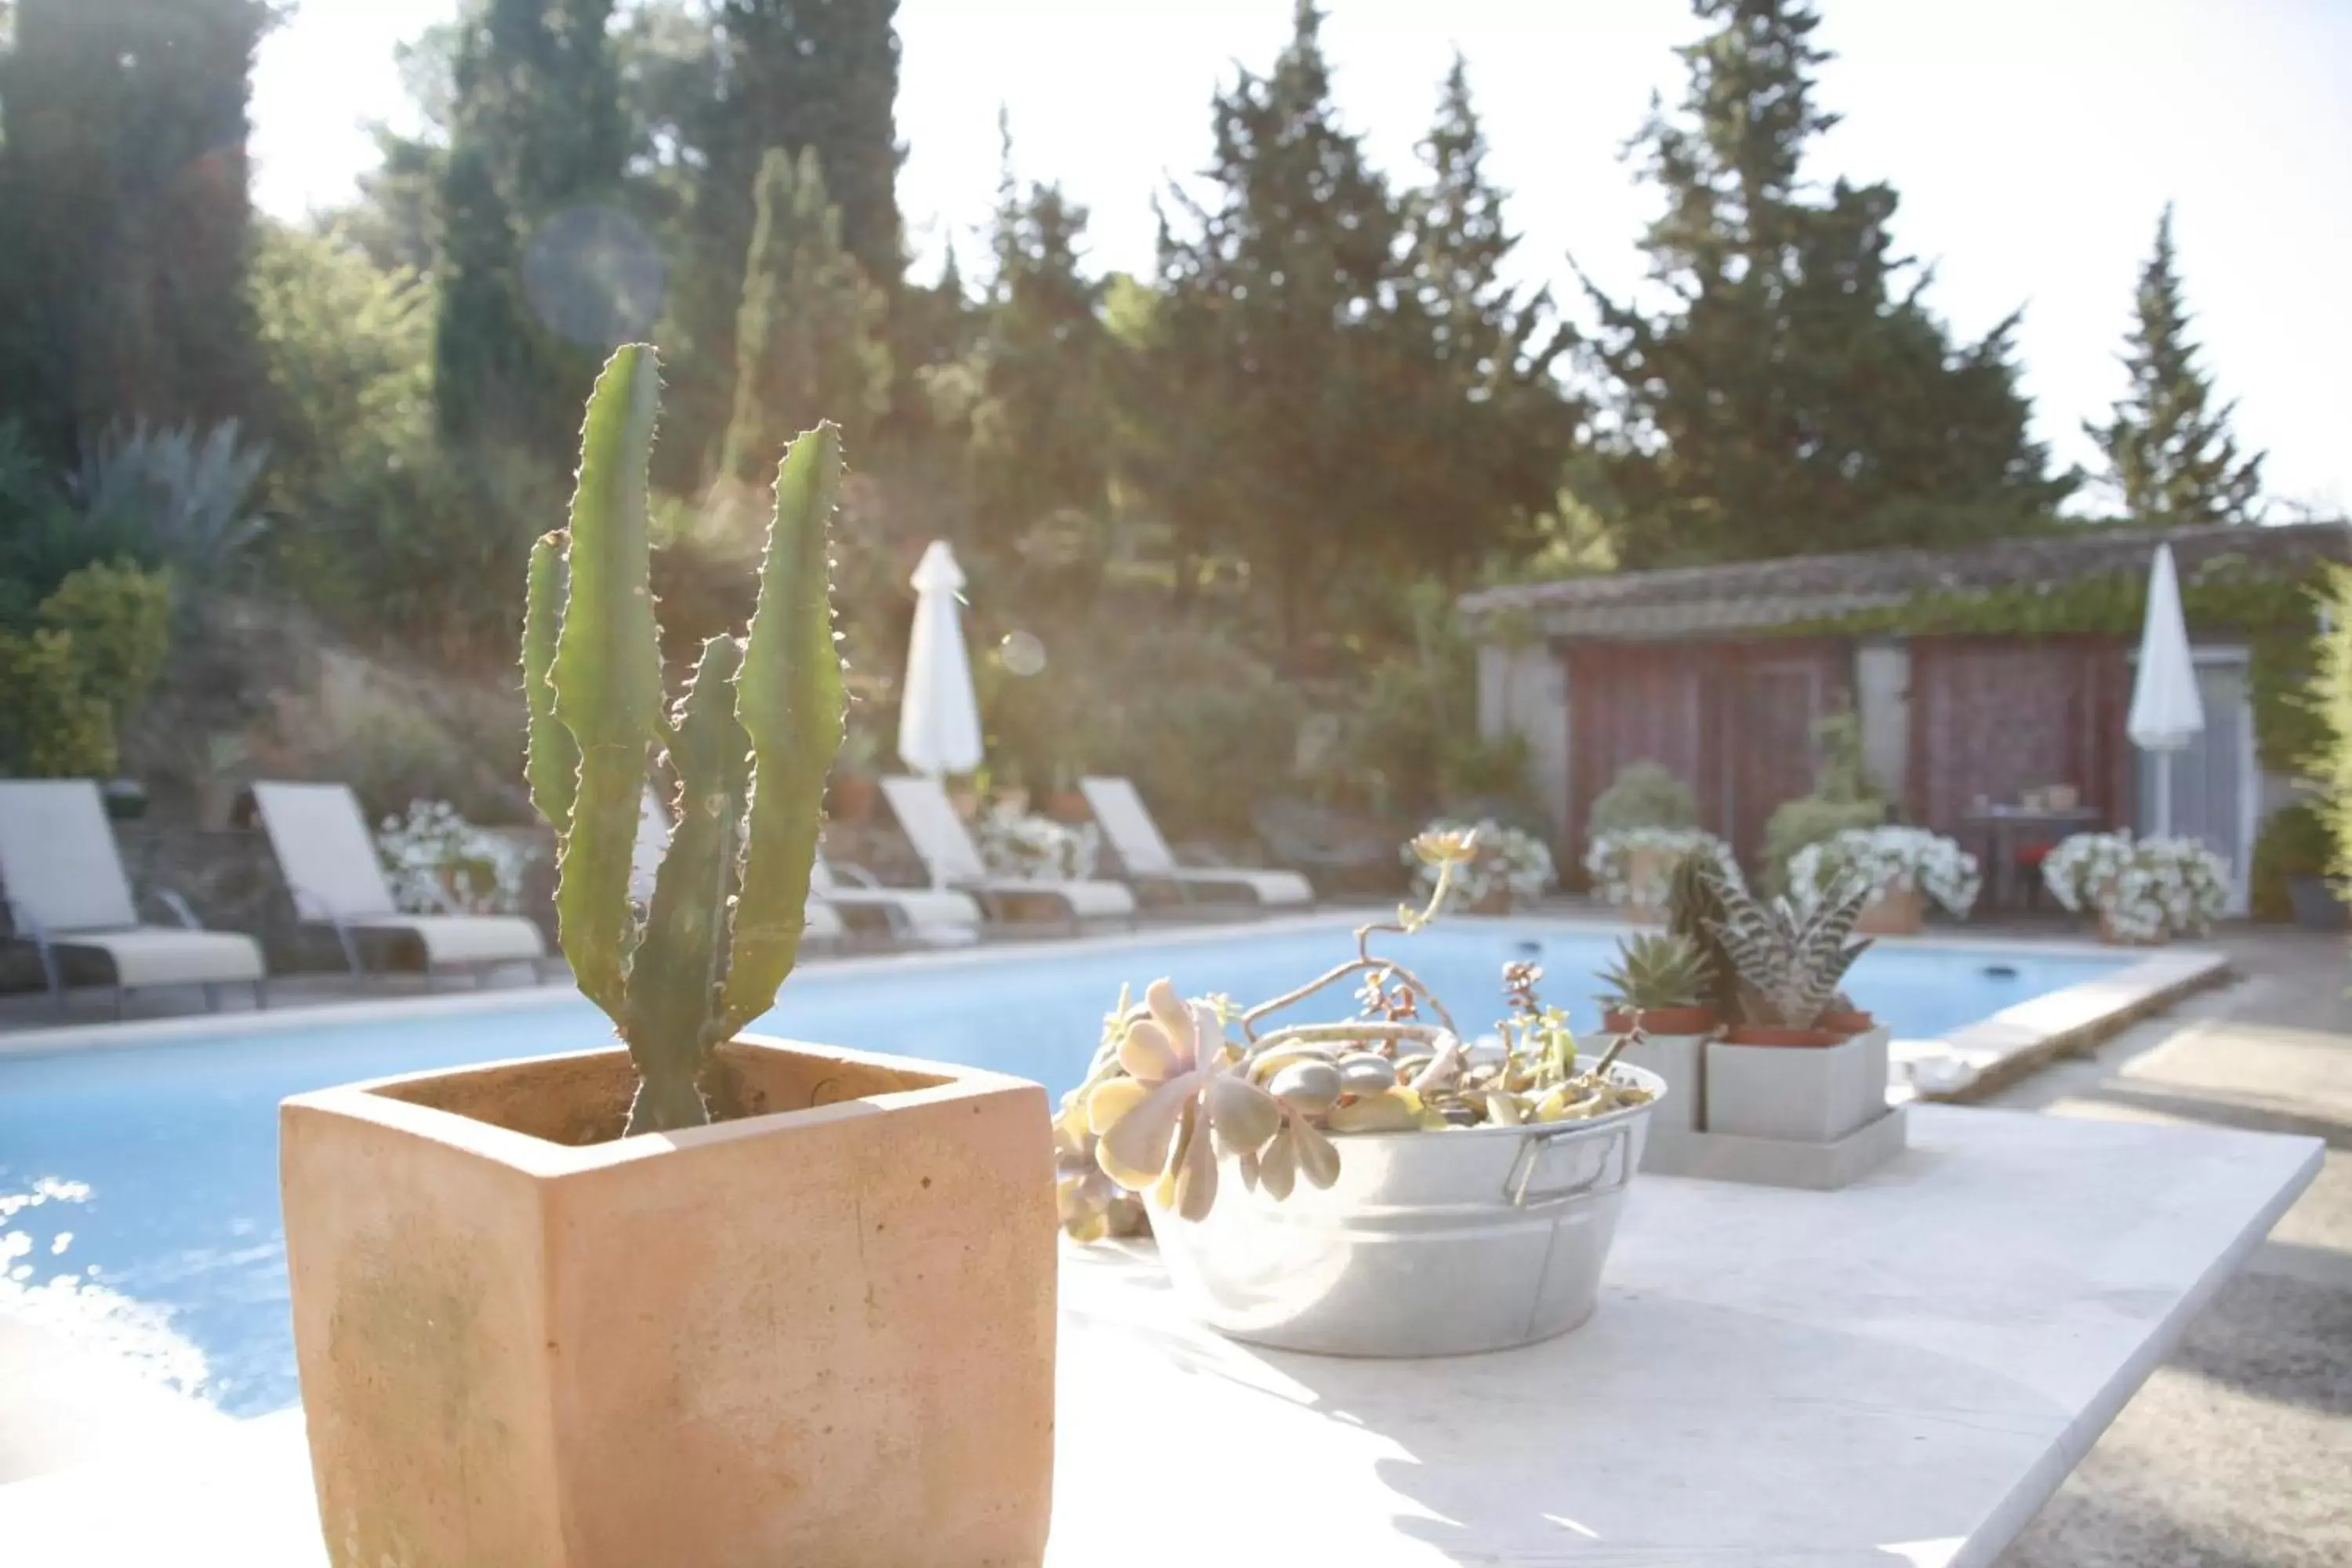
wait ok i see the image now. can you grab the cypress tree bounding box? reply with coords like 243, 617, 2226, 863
0, 0, 271, 459
432, 0, 626, 461
670, 0, 903, 481
1144, 1, 1401, 644
717, 146, 890, 486
968, 115, 1112, 554
2086, 205, 2264, 524
1387, 56, 1575, 579
1586, 0, 2072, 566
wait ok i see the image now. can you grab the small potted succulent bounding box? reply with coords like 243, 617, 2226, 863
375, 797, 533, 915
279, 350, 1056, 1567
1595, 929, 1718, 1132
977, 802, 1102, 881
1058, 828, 1664, 1357
1403, 815, 1556, 913
2042, 829, 2230, 945
1690, 868, 1889, 1144
1587, 826, 1735, 923
1786, 825, 1981, 935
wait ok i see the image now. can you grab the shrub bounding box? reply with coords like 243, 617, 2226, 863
2318, 565, 2352, 889
2043, 832, 2228, 942
1787, 826, 1980, 918
1586, 760, 1697, 840
75, 421, 270, 585
2249, 800, 2332, 923
1762, 796, 1886, 888
0, 628, 114, 775
0, 561, 173, 778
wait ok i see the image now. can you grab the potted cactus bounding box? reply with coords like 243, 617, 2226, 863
278, 349, 1056, 1568
1697, 869, 1890, 1144
1596, 930, 1717, 1133
1057, 829, 1664, 1357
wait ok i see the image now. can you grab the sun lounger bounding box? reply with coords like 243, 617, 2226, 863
879, 776, 1135, 929
1079, 777, 1313, 907
0, 779, 265, 1016
811, 855, 982, 946
251, 782, 546, 983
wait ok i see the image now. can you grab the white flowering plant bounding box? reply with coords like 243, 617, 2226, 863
1403, 818, 1555, 909
975, 807, 1102, 882
2042, 831, 2229, 942
1788, 826, 1981, 918
1584, 826, 1739, 909
375, 799, 532, 915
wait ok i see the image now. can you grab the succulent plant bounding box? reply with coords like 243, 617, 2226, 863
1053, 829, 1654, 1238
1598, 931, 1708, 1013
523, 345, 845, 1134
1707, 873, 1873, 1031
1666, 850, 1742, 1021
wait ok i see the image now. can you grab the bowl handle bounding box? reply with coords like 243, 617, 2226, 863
1504, 1122, 1632, 1208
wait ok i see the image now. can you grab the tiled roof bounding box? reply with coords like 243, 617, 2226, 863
1457, 521, 2352, 641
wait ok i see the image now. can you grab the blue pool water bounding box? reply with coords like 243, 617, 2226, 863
0, 919, 2122, 1416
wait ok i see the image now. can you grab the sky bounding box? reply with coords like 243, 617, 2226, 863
252, 0, 2352, 514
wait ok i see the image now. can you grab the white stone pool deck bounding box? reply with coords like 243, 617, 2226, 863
0, 1103, 2317, 1568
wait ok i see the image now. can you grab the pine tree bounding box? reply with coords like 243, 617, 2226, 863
2087, 205, 2264, 524
968, 114, 1113, 554
1586, 0, 2072, 566
1143, 1, 1403, 643
669, 0, 904, 481
432, 0, 626, 460
717, 147, 891, 486
0, 0, 271, 459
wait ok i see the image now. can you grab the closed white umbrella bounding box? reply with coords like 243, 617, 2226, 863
2126, 543, 2205, 837
898, 540, 984, 778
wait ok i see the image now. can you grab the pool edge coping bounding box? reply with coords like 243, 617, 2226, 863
0, 906, 2210, 1094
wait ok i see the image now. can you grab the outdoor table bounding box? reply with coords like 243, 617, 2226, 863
0, 1105, 2318, 1567
1961, 806, 2103, 912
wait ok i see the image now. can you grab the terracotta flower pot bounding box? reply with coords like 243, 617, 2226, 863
1853, 881, 1924, 936
1468, 886, 1515, 914
1623, 847, 1672, 924
281, 1036, 1057, 1568
827, 774, 877, 823
1814, 1007, 1877, 1039
948, 786, 983, 823
1044, 790, 1091, 825
1719, 1023, 1846, 1049
993, 787, 1031, 818
1602, 1005, 1719, 1036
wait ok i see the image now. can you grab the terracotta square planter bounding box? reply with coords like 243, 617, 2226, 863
281, 1036, 1057, 1568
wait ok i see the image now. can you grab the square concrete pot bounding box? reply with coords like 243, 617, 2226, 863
1705, 1029, 1878, 1145
1614, 1031, 1708, 1132
281, 1036, 1057, 1568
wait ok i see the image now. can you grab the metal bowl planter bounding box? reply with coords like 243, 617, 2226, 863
1062, 830, 1663, 1359
1149, 1057, 1664, 1357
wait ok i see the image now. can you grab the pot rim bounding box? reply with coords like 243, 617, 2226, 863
281, 1036, 1039, 1178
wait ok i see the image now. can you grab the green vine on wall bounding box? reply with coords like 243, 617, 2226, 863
1784, 554, 2328, 777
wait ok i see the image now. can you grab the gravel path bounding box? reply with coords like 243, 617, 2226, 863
1995, 931, 2352, 1567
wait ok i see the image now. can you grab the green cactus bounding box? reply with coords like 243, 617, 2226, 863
524, 345, 847, 1134
1597, 931, 1708, 1013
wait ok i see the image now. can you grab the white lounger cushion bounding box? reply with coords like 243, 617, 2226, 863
1079, 777, 1313, 906
351, 913, 546, 967
0, 781, 266, 991
1149, 865, 1316, 906
49, 927, 265, 989
878, 777, 1135, 919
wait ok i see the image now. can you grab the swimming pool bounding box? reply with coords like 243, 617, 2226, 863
0, 916, 2123, 1417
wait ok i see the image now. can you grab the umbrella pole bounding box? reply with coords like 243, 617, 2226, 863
2154, 752, 2172, 838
